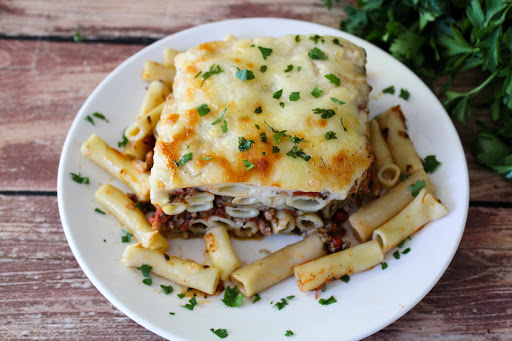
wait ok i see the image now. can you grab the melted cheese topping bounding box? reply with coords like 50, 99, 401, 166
151, 34, 372, 206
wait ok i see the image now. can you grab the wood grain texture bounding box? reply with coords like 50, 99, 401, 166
0, 0, 347, 39
1, 195, 511, 340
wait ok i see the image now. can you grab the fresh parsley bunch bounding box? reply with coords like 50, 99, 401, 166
323, 0, 512, 179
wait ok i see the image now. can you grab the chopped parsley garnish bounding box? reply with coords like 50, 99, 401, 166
324, 73, 340, 86
272, 146, 280, 153
279, 102, 285, 108
121, 229, 133, 243
308, 47, 328, 60
177, 152, 193, 166
382, 85, 395, 94
194, 71, 201, 78
85, 115, 95, 125
402, 248, 411, 254
202, 156, 212, 160
142, 278, 152, 286
295, 35, 300, 42
235, 69, 255, 81
381, 262, 388, 270
182, 296, 197, 310
238, 137, 255, 152
320, 157, 326, 167
321, 284, 327, 292
289, 92, 300, 101
73, 27, 84, 43
255, 106, 262, 114
409, 180, 426, 197
257, 46, 273, 60
340, 275, 350, 283
210, 328, 228, 339
221, 120, 228, 133
399, 88, 410, 100
286, 296, 295, 300
243, 159, 254, 171
273, 297, 291, 310
94, 208, 105, 214
333, 38, 343, 47
324, 131, 337, 140
262, 152, 266, 156
92, 112, 109, 122
330, 97, 345, 105
309, 34, 323, 44
70, 172, 89, 184
255, 124, 260, 129
260, 132, 267, 143
221, 285, 244, 307
273, 89, 283, 99
196, 103, 211, 117
252, 294, 261, 304
311, 85, 324, 98
260, 65, 267, 73
117, 129, 128, 148
400, 173, 409, 181
290, 136, 306, 144
212, 105, 229, 125
160, 284, 174, 294
177, 293, 185, 299
397, 238, 407, 248
393, 250, 401, 259
423, 155, 441, 173
201, 64, 224, 86
285, 330, 294, 336
137, 264, 152, 277
318, 296, 337, 305
169, 312, 175, 316
340, 117, 348, 132
284, 65, 294, 72
297, 66, 302, 72
134, 202, 143, 211
312, 108, 336, 119
286, 145, 312, 161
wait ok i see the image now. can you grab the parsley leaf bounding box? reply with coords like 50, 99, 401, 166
210, 328, 228, 339
212, 105, 229, 125
73, 26, 84, 43
85, 115, 95, 125
142, 278, 152, 286
221, 120, 228, 133
324, 73, 340, 86
310, 34, 323, 44
177, 293, 185, 299
177, 152, 193, 166
324, 131, 337, 140
255, 106, 262, 114
260, 132, 267, 143
312, 108, 336, 119
273, 89, 283, 99
169, 312, 175, 315
318, 296, 337, 305
137, 264, 152, 278
311, 85, 324, 98
92, 112, 109, 122
340, 275, 350, 283
295, 35, 300, 42
94, 208, 105, 214
333, 38, 343, 47
70, 172, 89, 184
382, 86, 395, 94
257, 46, 273, 59
286, 145, 312, 161
285, 330, 294, 336
289, 92, 300, 101
182, 296, 197, 310
235, 69, 255, 81
399, 88, 410, 100
117, 129, 128, 148
273, 298, 289, 310
196, 103, 211, 117
284, 65, 294, 72
409, 180, 426, 197
201, 64, 224, 86
279, 102, 285, 108
160, 284, 174, 294
252, 294, 261, 304
121, 229, 133, 243
381, 262, 388, 270
260, 65, 267, 73
422, 155, 441, 173
402, 247, 411, 254
393, 250, 401, 259
238, 137, 255, 152
243, 159, 254, 171
202, 156, 212, 160
221, 285, 244, 307
308, 47, 328, 60
321, 284, 327, 292
330, 97, 345, 105
272, 146, 280, 153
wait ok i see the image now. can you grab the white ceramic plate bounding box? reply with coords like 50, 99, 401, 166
58, 18, 469, 341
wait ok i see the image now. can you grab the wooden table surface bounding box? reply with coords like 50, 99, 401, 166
1, 1, 511, 340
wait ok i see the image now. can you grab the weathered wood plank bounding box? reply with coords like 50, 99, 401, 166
0, 196, 511, 339
1, 39, 510, 200
0, 0, 347, 39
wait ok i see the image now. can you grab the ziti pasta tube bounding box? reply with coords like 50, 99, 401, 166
373, 188, 448, 252
122, 244, 221, 295
125, 103, 164, 142
370, 119, 400, 187
204, 225, 240, 281
349, 169, 434, 242
142, 61, 176, 89
377, 106, 423, 175
294, 240, 383, 292
80, 134, 150, 201
95, 184, 168, 251
230, 235, 326, 297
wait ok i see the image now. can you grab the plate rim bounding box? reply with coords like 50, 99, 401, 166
57, 17, 470, 341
